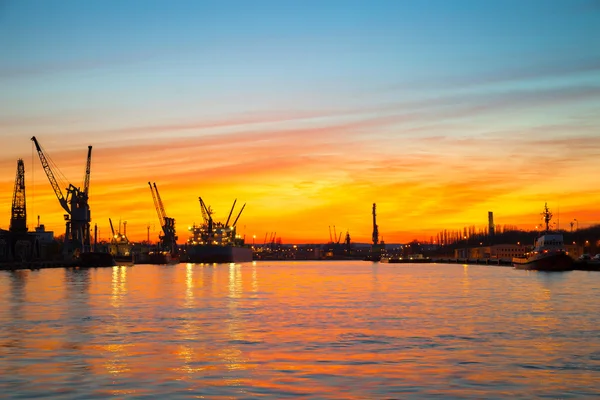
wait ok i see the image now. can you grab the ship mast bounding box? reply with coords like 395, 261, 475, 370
541, 202, 553, 232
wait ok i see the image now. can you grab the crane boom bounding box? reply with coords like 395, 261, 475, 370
231, 202, 246, 227
198, 197, 210, 224
109, 218, 115, 236
225, 199, 237, 227
83, 146, 92, 196
31, 136, 69, 215
148, 182, 164, 228
153, 183, 168, 224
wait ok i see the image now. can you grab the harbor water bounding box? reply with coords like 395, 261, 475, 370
1, 261, 599, 398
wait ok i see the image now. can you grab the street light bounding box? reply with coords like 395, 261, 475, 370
574, 219, 578, 231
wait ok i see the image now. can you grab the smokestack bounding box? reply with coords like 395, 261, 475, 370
488, 212, 495, 236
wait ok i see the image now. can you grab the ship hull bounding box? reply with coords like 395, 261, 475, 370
134, 252, 178, 265
78, 252, 116, 268
184, 245, 253, 264
513, 252, 574, 271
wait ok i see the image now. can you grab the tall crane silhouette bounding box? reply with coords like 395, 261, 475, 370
31, 137, 92, 255
148, 182, 178, 254
10, 159, 27, 233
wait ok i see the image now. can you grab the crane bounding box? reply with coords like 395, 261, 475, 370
198, 197, 214, 233
31, 136, 92, 255
10, 159, 27, 233
83, 146, 92, 196
372, 203, 379, 245
109, 218, 116, 238
148, 182, 178, 254
225, 199, 237, 227
231, 203, 246, 228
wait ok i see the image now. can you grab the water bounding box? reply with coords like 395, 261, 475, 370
1, 261, 599, 399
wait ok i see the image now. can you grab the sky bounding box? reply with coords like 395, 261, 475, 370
1, 0, 600, 244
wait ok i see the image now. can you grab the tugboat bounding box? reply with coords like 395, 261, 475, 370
512, 203, 574, 271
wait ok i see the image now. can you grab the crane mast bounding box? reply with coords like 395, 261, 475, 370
372, 203, 379, 245
10, 159, 27, 233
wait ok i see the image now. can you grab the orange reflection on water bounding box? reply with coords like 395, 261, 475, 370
2, 262, 600, 398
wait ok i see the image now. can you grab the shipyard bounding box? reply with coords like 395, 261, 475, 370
3, 2, 600, 398
2, 142, 599, 272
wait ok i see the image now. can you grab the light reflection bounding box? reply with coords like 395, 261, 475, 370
111, 266, 127, 308
185, 264, 194, 308
106, 266, 131, 385
104, 343, 132, 376
462, 265, 470, 295
223, 263, 247, 374
252, 263, 258, 293
174, 344, 205, 375
228, 264, 242, 299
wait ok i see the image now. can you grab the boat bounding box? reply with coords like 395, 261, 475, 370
512, 203, 574, 271
180, 197, 252, 264
133, 250, 178, 265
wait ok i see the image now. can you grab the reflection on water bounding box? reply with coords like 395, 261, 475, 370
1, 262, 600, 398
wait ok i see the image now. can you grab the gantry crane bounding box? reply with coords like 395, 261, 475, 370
148, 182, 178, 254
31, 137, 92, 256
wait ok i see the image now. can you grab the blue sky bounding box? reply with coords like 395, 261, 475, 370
1, 0, 600, 242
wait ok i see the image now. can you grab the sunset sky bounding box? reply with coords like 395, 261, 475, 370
1, 0, 600, 244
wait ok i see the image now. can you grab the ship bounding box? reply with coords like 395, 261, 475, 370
180, 197, 252, 264
512, 203, 574, 272
78, 251, 116, 267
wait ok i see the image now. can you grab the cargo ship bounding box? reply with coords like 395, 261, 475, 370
180, 197, 252, 264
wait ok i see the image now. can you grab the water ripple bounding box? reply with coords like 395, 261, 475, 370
1, 262, 599, 398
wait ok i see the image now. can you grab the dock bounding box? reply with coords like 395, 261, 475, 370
377, 257, 600, 271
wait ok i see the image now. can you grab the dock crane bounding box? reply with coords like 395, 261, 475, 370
198, 197, 214, 234
31, 137, 92, 256
1, 158, 37, 262
372, 203, 379, 245
148, 182, 178, 254
10, 159, 27, 233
